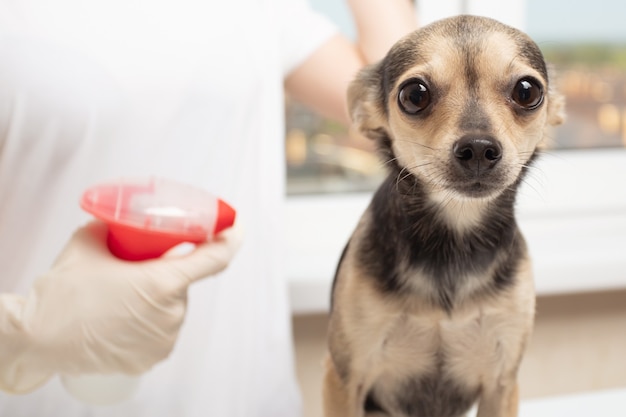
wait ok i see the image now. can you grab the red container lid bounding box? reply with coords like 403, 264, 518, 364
81, 177, 236, 260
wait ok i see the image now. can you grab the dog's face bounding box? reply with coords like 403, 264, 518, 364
349, 15, 564, 201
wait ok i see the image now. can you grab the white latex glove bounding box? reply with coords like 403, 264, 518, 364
0, 221, 242, 394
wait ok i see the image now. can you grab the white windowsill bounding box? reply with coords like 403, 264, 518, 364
520, 388, 626, 417
466, 388, 626, 416
286, 148, 626, 315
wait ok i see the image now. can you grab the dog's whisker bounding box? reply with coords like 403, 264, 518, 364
394, 166, 410, 191
389, 156, 437, 198
394, 163, 432, 193
518, 160, 548, 185
517, 167, 550, 201
397, 170, 414, 185
518, 181, 545, 201
383, 155, 401, 167
536, 148, 567, 162
394, 139, 442, 151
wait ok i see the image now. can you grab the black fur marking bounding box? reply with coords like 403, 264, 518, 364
364, 390, 388, 414
395, 373, 480, 417
365, 360, 480, 417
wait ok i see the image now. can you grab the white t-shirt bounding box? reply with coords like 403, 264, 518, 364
0, 1, 335, 416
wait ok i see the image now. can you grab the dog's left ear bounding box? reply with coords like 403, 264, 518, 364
347, 63, 388, 140
547, 66, 566, 126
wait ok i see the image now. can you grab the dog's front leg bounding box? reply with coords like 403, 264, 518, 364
476, 380, 519, 417
322, 355, 362, 417
323, 355, 370, 417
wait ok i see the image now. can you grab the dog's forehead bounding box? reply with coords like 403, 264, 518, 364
381, 16, 547, 91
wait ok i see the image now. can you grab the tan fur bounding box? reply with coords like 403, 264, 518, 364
324, 15, 564, 417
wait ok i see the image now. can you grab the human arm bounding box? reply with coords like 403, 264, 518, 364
284, 0, 417, 124
0, 221, 241, 394
346, 0, 418, 63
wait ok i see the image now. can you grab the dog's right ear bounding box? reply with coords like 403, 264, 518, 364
347, 63, 388, 140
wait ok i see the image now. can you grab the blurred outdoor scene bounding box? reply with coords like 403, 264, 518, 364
286, 1, 626, 195
544, 44, 626, 149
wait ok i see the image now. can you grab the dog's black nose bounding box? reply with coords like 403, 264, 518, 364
453, 136, 502, 175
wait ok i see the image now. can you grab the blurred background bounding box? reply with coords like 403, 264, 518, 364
286, 1, 626, 416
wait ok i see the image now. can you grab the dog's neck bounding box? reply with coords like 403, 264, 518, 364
359, 159, 527, 310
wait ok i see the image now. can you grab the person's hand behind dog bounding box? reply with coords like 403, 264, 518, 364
0, 220, 242, 394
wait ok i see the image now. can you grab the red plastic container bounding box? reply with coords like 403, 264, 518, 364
80, 177, 236, 261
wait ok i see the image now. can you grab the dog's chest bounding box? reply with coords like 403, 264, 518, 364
355, 306, 525, 416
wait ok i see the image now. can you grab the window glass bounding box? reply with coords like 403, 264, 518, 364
526, 0, 626, 149
286, 0, 626, 195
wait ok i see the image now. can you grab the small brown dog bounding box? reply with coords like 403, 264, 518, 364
323, 15, 564, 417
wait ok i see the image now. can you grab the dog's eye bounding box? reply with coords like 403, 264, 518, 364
511, 78, 543, 109
398, 80, 431, 114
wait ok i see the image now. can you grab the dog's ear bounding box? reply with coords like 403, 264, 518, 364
547, 66, 566, 126
347, 63, 388, 139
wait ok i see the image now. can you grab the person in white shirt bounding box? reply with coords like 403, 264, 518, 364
0, 0, 416, 416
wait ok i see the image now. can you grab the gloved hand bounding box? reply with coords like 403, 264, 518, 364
0, 221, 242, 394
